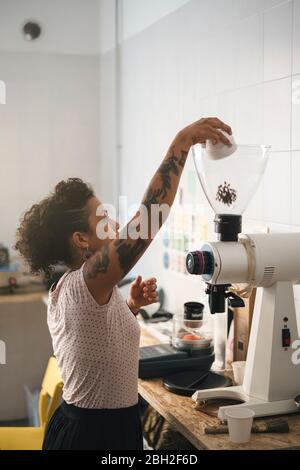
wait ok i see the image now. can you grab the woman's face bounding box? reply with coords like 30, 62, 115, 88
86, 196, 119, 254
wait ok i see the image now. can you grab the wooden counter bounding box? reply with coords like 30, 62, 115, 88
0, 291, 46, 304
138, 326, 300, 450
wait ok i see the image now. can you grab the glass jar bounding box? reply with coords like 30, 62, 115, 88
172, 301, 213, 350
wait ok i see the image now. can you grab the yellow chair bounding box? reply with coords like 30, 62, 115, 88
0, 356, 63, 450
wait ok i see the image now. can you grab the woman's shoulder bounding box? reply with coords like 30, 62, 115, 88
50, 262, 119, 311
49, 267, 74, 291
48, 267, 80, 307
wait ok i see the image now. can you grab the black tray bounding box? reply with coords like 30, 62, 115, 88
163, 369, 232, 396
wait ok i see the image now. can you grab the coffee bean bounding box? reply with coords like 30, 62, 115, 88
216, 181, 237, 206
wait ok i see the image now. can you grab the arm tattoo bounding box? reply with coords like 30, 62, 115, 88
142, 147, 188, 208
114, 238, 147, 277
83, 243, 110, 279
178, 151, 188, 167
142, 187, 161, 208
158, 154, 179, 198
83, 148, 188, 281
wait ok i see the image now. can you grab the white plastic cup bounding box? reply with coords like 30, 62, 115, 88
202, 130, 237, 160
232, 361, 246, 385
225, 407, 255, 444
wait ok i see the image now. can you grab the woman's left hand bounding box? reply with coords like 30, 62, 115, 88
127, 276, 158, 314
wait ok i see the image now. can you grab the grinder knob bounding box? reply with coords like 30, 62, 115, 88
186, 250, 214, 275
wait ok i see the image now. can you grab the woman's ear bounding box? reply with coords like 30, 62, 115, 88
71, 231, 89, 250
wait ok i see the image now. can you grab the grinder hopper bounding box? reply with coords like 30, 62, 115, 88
192, 143, 271, 240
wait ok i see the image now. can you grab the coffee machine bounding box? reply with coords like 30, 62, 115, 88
186, 142, 300, 419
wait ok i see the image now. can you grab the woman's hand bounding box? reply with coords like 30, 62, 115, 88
174, 117, 232, 153
127, 276, 158, 315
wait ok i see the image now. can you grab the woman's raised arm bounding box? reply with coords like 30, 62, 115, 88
83, 117, 232, 302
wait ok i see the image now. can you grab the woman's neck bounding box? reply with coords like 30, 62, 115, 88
69, 253, 84, 271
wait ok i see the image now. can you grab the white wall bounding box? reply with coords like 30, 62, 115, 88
0, 52, 100, 251
120, 0, 190, 40
0, 1, 100, 254
99, 0, 116, 54
0, 0, 100, 55
98, 0, 119, 206
107, 0, 300, 312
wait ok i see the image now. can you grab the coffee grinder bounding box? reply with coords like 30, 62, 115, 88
186, 141, 300, 419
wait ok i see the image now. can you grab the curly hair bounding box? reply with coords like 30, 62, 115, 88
15, 178, 95, 277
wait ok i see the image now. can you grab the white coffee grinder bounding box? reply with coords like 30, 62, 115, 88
186, 142, 300, 419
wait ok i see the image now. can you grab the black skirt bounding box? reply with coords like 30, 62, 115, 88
42, 400, 143, 450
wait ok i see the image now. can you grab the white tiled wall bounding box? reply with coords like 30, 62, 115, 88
237, 13, 264, 88
263, 151, 291, 223
292, 151, 300, 224
99, 0, 300, 309
292, 74, 300, 149
263, 1, 292, 81
293, 0, 300, 74
116, 0, 300, 228
263, 77, 291, 152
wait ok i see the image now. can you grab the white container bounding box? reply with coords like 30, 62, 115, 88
225, 407, 255, 444
232, 361, 246, 386
202, 130, 237, 160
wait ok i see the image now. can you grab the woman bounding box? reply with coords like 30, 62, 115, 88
15, 117, 232, 450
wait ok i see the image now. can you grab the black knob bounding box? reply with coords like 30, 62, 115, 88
186, 250, 214, 275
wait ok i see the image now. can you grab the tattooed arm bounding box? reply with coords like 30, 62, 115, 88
83, 117, 232, 303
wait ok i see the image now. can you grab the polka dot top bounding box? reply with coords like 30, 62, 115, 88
47, 263, 141, 409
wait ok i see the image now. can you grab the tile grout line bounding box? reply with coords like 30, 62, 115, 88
290, 0, 295, 225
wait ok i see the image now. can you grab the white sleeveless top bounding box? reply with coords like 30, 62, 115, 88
47, 263, 141, 409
